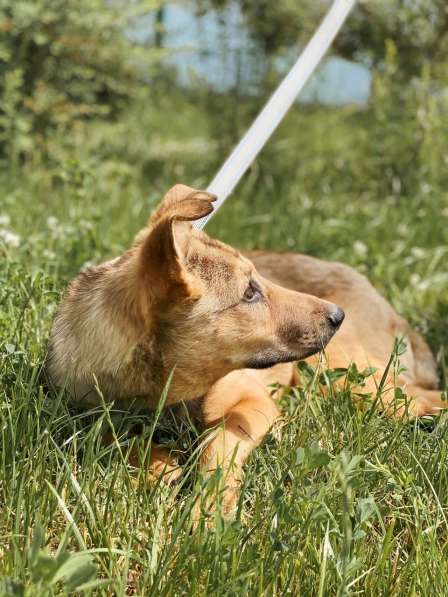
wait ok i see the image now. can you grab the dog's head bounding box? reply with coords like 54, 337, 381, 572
135, 184, 344, 399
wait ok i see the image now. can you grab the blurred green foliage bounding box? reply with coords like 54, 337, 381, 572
0, 0, 162, 168
1, 0, 447, 195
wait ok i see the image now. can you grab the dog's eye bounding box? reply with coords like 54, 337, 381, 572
243, 281, 262, 304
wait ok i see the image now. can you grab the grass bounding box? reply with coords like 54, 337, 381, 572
1, 99, 448, 595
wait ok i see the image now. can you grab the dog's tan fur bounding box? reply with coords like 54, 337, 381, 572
47, 184, 445, 513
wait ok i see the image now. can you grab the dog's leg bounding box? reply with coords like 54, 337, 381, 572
350, 375, 446, 418
397, 385, 446, 417
301, 353, 446, 418
407, 329, 440, 390
199, 369, 284, 517
103, 432, 181, 483
338, 372, 446, 418
129, 444, 182, 484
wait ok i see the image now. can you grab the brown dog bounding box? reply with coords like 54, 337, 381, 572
47, 184, 445, 512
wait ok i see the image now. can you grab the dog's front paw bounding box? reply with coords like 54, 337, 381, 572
190, 475, 240, 530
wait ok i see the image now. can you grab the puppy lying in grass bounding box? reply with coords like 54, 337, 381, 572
47, 184, 446, 512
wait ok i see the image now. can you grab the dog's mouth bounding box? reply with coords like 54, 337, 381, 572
245, 345, 324, 370
245, 324, 338, 370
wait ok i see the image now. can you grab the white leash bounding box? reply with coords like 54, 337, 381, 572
194, 0, 357, 230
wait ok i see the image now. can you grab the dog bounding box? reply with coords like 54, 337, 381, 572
47, 184, 446, 513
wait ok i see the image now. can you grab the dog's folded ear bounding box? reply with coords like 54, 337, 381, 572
149, 184, 217, 227
138, 185, 216, 307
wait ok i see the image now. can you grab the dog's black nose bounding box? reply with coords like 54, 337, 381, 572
328, 306, 345, 328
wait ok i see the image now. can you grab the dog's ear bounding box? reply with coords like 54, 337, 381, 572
149, 184, 217, 227
138, 186, 216, 304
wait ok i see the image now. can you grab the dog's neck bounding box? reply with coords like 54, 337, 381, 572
70, 257, 225, 407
